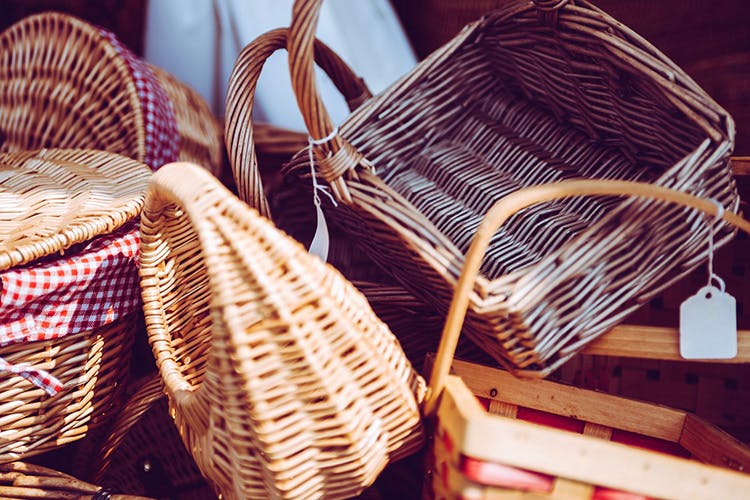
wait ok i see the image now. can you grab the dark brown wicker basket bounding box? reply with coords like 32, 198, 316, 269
262, 0, 739, 377
90, 376, 215, 500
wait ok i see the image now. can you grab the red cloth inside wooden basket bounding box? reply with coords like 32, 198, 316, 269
457, 397, 692, 497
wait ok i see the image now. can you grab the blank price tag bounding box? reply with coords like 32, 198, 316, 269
680, 285, 737, 359
308, 203, 330, 262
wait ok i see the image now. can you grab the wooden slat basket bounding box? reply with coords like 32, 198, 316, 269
428, 359, 750, 499
421, 179, 750, 499
262, 0, 741, 377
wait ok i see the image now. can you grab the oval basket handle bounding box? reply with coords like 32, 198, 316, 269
424, 179, 750, 415
226, 26, 371, 216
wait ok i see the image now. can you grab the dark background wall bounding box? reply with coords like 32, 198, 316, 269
0, 0, 146, 55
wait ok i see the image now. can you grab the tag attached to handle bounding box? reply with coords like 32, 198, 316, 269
306, 127, 339, 263
680, 285, 737, 359
309, 202, 330, 262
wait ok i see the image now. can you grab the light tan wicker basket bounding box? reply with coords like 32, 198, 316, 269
0, 11, 223, 176
255, 0, 740, 377
139, 162, 425, 499
0, 149, 149, 461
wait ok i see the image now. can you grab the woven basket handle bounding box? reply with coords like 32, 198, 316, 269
226, 26, 371, 216
290, 0, 377, 203
424, 179, 750, 415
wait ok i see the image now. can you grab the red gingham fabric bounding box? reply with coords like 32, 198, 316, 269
97, 28, 180, 170
0, 358, 62, 396
0, 224, 141, 394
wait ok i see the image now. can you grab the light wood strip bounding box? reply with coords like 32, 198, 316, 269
583, 422, 613, 441
680, 414, 750, 472
582, 325, 750, 362
731, 157, 750, 176
488, 400, 519, 418
450, 359, 686, 442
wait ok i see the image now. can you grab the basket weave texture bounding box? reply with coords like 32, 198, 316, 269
0, 11, 224, 176
139, 162, 425, 499
91, 376, 215, 500
0, 461, 153, 499
277, 0, 738, 376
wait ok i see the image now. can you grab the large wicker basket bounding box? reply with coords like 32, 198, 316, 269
263, 0, 740, 377
139, 162, 425, 499
0, 149, 149, 461
0, 12, 224, 176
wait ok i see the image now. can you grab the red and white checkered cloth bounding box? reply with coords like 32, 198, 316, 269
0, 224, 141, 395
0, 27, 184, 394
98, 28, 180, 170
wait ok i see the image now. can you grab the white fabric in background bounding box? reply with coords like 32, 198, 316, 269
144, 0, 417, 131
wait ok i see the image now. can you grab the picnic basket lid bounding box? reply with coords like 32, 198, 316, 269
0, 149, 150, 271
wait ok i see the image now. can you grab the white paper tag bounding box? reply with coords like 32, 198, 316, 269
308, 203, 329, 262
679, 285, 737, 359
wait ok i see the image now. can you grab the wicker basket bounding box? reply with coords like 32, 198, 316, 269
421, 179, 750, 499
0, 11, 224, 176
267, 0, 740, 377
139, 162, 425, 499
90, 376, 215, 500
0, 149, 149, 461
0, 461, 153, 499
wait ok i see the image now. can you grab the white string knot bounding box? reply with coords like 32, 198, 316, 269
706, 198, 725, 292
307, 127, 340, 208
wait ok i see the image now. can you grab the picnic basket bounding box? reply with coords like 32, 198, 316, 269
421, 179, 750, 499
0, 11, 224, 175
270, 0, 740, 376
0, 149, 149, 461
139, 162, 425, 499
0, 461, 153, 500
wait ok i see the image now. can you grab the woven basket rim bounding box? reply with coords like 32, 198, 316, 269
0, 149, 150, 271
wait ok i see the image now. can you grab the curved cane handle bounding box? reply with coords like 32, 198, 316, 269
140, 163, 237, 436
226, 26, 371, 216
424, 179, 750, 415
288, 0, 335, 145
289, 0, 369, 203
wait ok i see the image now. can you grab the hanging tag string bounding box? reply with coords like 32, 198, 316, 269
706, 198, 726, 292
308, 128, 340, 209
307, 128, 339, 262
